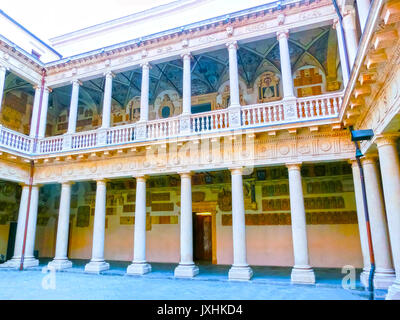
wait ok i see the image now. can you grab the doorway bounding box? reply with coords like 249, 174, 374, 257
193, 213, 213, 262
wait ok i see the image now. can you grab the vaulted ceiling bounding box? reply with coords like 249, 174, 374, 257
2, 26, 337, 117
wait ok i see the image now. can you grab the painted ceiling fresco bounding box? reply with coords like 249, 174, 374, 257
3, 26, 336, 118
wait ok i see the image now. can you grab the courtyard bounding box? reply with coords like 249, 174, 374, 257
0, 260, 375, 300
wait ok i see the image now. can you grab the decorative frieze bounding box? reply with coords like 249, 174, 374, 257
221, 211, 358, 226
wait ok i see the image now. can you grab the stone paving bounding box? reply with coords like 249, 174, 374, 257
0, 259, 378, 300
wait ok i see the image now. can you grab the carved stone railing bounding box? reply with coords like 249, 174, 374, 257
39, 135, 64, 153
147, 117, 180, 140
191, 109, 229, 133
0, 125, 33, 153
296, 91, 342, 120
241, 101, 284, 127
0, 91, 343, 156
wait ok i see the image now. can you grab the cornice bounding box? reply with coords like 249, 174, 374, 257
44, 0, 332, 76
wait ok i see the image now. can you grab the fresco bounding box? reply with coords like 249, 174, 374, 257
43, 26, 342, 131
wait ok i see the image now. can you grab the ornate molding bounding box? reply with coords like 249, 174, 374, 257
375, 133, 400, 147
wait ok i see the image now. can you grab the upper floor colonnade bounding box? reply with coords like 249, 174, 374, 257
0, 21, 359, 140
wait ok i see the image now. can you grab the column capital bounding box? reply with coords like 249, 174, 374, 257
134, 175, 148, 182
348, 158, 360, 168
342, 7, 357, 29
229, 167, 243, 175
31, 183, 42, 188
375, 133, 400, 148
178, 171, 192, 178
226, 41, 238, 50
140, 61, 152, 69
277, 29, 290, 40
332, 18, 340, 29
104, 71, 115, 78
0, 65, 8, 72
95, 178, 108, 186
35, 84, 52, 93
361, 153, 379, 165
71, 79, 82, 86
18, 182, 30, 188
58, 180, 75, 186
286, 162, 302, 171
343, 6, 356, 18
181, 52, 192, 59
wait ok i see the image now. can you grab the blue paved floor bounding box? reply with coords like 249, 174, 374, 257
0, 259, 376, 300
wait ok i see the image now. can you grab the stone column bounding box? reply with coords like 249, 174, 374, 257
127, 176, 151, 275
135, 63, 151, 140
85, 179, 110, 273
22, 184, 40, 268
277, 30, 295, 98
67, 80, 81, 134
333, 19, 350, 87
180, 53, 192, 134
227, 42, 240, 107
286, 163, 315, 284
37, 87, 50, 139
182, 53, 192, 115
350, 159, 371, 287
101, 71, 114, 129
356, 0, 371, 33
0, 65, 7, 113
29, 85, 42, 138
0, 184, 39, 268
361, 155, 396, 289
139, 63, 150, 122
375, 134, 400, 300
226, 41, 242, 127
174, 172, 199, 278
228, 167, 253, 280
48, 182, 73, 270
342, 8, 359, 68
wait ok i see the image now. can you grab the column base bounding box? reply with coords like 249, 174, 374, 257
174, 264, 199, 278
84, 260, 110, 274
126, 262, 152, 275
47, 259, 73, 271
386, 281, 400, 300
360, 268, 371, 288
291, 266, 316, 284
373, 269, 396, 289
228, 265, 253, 281
0, 257, 39, 269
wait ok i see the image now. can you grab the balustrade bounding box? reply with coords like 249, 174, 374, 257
0, 92, 343, 156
